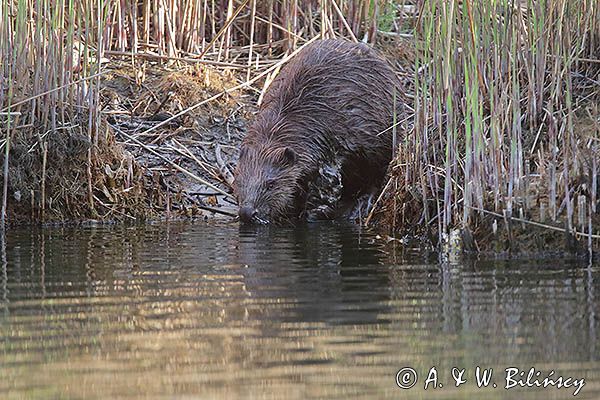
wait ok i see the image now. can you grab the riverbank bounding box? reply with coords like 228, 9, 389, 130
0, 59, 247, 224
369, 1, 600, 255
2, 1, 599, 256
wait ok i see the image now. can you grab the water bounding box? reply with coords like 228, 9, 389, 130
0, 222, 599, 399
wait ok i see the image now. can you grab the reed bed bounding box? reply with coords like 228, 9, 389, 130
1, 0, 111, 224
2, 0, 599, 254
385, 0, 600, 253
1, 0, 405, 224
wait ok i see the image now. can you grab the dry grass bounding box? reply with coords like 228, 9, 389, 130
378, 0, 600, 254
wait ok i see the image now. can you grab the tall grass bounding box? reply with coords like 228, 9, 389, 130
1, 0, 112, 223
5, 0, 598, 250
397, 0, 600, 249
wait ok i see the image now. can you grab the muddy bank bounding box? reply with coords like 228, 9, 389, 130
2, 36, 413, 228
2, 59, 254, 225
101, 62, 252, 221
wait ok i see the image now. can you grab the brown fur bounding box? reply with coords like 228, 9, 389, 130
234, 39, 401, 224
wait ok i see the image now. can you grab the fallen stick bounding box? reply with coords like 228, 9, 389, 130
197, 204, 237, 218
469, 206, 600, 240
1, 71, 107, 112
103, 50, 247, 68
93, 195, 137, 220
111, 124, 236, 201
170, 139, 222, 182
215, 144, 235, 186
364, 176, 394, 226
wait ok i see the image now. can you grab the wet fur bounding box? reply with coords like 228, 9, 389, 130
234, 39, 401, 224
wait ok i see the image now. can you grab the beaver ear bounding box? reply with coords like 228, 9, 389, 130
281, 147, 297, 166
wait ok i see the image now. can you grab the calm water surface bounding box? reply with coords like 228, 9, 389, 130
0, 222, 599, 399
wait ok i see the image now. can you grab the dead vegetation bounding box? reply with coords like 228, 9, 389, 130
372, 1, 600, 255
2, 0, 403, 225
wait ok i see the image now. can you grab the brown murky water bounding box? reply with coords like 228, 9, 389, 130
1, 222, 599, 399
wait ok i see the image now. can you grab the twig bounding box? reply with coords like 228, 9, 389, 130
1, 94, 11, 227
170, 139, 222, 181
247, 0, 257, 81
1, 71, 107, 113
330, 0, 358, 43
364, 176, 394, 226
197, 0, 250, 59
377, 30, 414, 39
93, 195, 137, 220
197, 204, 237, 217
469, 206, 600, 240
376, 114, 413, 136
215, 144, 235, 186
111, 124, 235, 200
255, 16, 304, 40
547, 54, 600, 64
103, 50, 247, 68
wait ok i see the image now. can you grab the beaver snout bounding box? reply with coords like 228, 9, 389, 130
239, 206, 258, 223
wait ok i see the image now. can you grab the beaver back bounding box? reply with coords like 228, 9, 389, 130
235, 39, 401, 223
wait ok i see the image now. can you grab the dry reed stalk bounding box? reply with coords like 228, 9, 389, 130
223, 0, 234, 59
102, 50, 247, 67
247, 0, 257, 81
331, 0, 358, 42
198, 0, 250, 59
112, 125, 235, 200
386, 0, 600, 250
1, 82, 10, 228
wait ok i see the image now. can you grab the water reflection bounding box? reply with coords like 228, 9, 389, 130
0, 222, 599, 399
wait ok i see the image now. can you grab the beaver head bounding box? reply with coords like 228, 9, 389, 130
233, 142, 303, 224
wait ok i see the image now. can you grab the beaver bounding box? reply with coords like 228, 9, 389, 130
233, 39, 401, 224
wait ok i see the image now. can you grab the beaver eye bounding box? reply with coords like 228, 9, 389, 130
265, 179, 276, 190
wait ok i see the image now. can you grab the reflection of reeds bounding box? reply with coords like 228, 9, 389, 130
388, 0, 600, 251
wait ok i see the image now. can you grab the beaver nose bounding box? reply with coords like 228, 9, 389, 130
239, 206, 257, 223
